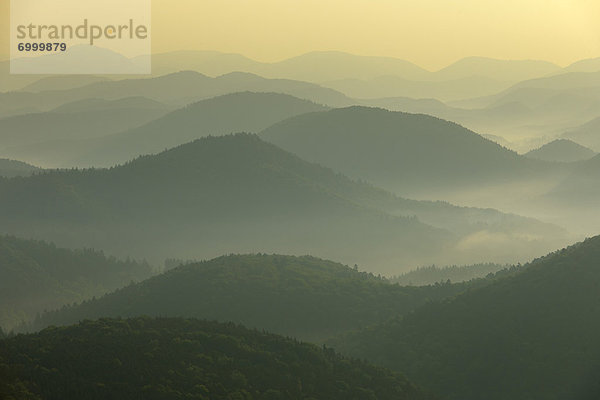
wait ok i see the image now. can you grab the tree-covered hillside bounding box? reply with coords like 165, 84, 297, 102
260, 106, 559, 193
0, 133, 565, 273
0, 235, 152, 331
0, 133, 453, 272
0, 317, 433, 400
68, 91, 329, 167
330, 236, 600, 400
29, 254, 471, 342
0, 159, 40, 178
390, 263, 508, 286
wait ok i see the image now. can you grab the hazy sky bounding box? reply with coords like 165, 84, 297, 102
2, 0, 600, 69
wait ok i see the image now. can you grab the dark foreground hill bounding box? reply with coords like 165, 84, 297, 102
0, 236, 152, 331
28, 254, 471, 342
0, 317, 432, 400
330, 236, 600, 400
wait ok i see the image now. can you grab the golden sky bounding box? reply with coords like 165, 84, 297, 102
2, 0, 600, 69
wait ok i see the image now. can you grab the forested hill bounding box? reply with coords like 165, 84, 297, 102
29, 254, 471, 342
0, 235, 152, 331
65, 91, 330, 167
260, 106, 557, 192
0, 133, 452, 272
0, 133, 566, 272
0, 317, 433, 400
0, 158, 40, 177
330, 235, 600, 400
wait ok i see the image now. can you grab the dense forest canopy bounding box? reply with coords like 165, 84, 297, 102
0, 235, 152, 331
330, 236, 600, 400
0, 317, 433, 400
27, 254, 475, 342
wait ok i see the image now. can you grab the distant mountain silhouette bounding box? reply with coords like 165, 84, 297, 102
525, 139, 596, 162
0, 159, 40, 177
50, 96, 168, 113
330, 236, 600, 400
20, 75, 111, 92
0, 98, 169, 150
563, 116, 600, 152
0, 71, 354, 119
142, 50, 565, 87
566, 57, 600, 73
545, 154, 600, 207
435, 57, 562, 82
322, 75, 508, 102
66, 92, 329, 167
10, 45, 149, 74
260, 106, 555, 193
143, 50, 430, 82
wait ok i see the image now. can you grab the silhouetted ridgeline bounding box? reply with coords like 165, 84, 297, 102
524, 139, 596, 163
0, 317, 433, 400
261, 106, 558, 193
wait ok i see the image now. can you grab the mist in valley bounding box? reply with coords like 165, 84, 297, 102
1, 1, 600, 398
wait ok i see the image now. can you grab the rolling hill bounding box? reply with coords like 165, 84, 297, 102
0, 71, 353, 122
545, 154, 600, 207
0, 133, 565, 274
0, 98, 170, 152
0, 133, 452, 273
260, 106, 556, 194
563, 116, 600, 152
64, 92, 329, 167
330, 236, 600, 400
27, 254, 473, 342
0, 159, 41, 178
0, 317, 432, 400
20, 75, 111, 92
0, 92, 328, 168
434, 57, 561, 82
524, 139, 596, 162
0, 235, 151, 331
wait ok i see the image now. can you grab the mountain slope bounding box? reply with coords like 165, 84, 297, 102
563, 116, 600, 152
0, 133, 454, 273
67, 92, 329, 167
0, 100, 169, 151
0, 71, 353, 121
0, 317, 432, 400
0, 133, 568, 272
545, 154, 600, 207
29, 254, 473, 342
525, 139, 596, 162
0, 235, 151, 331
0, 159, 41, 177
260, 106, 555, 193
434, 57, 561, 82
330, 236, 600, 400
